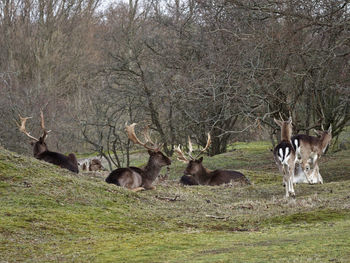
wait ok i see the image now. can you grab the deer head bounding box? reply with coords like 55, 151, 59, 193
174, 133, 211, 163
147, 150, 171, 166
125, 123, 171, 166
183, 157, 204, 176
17, 110, 51, 157
313, 124, 332, 153
274, 115, 292, 141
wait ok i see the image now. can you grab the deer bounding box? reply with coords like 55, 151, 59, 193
78, 158, 105, 172
273, 116, 297, 197
105, 123, 171, 192
175, 134, 250, 186
292, 125, 332, 184
17, 111, 79, 173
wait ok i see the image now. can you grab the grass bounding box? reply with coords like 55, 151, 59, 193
1, 142, 350, 262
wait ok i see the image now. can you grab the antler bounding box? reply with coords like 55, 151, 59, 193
142, 125, 156, 146
125, 123, 162, 152
17, 110, 51, 142
40, 110, 51, 140
194, 133, 211, 159
174, 133, 212, 162
17, 115, 39, 141
278, 112, 284, 121
174, 145, 190, 163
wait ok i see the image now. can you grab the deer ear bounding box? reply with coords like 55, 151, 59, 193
197, 157, 203, 163
148, 150, 155, 155
328, 124, 332, 134
274, 118, 283, 127
287, 116, 292, 124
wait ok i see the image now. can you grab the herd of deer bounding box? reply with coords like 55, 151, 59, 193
17, 112, 332, 197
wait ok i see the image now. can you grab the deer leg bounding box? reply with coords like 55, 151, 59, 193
283, 165, 290, 198
314, 163, 323, 184
131, 187, 145, 192
279, 164, 286, 187
288, 165, 295, 197
144, 185, 156, 190
318, 173, 323, 184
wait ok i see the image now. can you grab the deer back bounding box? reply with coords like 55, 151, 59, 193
37, 151, 79, 173
184, 157, 249, 186
208, 170, 250, 186
292, 131, 332, 156
105, 167, 143, 188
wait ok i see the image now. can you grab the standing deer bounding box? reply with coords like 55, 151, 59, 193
175, 134, 250, 186
105, 123, 171, 192
292, 125, 332, 184
17, 111, 79, 173
273, 116, 296, 197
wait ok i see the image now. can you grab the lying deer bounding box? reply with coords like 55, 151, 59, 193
175, 134, 250, 186
79, 158, 105, 172
273, 116, 296, 197
292, 125, 332, 184
17, 111, 79, 173
105, 123, 171, 192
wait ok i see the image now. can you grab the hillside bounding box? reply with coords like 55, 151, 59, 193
1, 143, 350, 262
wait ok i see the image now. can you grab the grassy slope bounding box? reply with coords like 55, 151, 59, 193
1, 142, 350, 262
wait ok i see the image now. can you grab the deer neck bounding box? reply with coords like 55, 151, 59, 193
143, 160, 162, 182
281, 126, 292, 142
194, 166, 212, 185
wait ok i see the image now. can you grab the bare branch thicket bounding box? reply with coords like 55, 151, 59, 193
1, 0, 349, 157
0, 0, 102, 153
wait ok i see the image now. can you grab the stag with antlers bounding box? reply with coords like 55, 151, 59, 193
176, 134, 250, 186
17, 111, 79, 173
105, 123, 171, 191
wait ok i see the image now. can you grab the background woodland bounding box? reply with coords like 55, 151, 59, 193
1, 0, 349, 170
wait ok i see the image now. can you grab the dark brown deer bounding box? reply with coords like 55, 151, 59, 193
17, 111, 79, 173
175, 134, 250, 186
292, 125, 332, 184
105, 123, 171, 192
180, 175, 199, 185
273, 116, 296, 197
